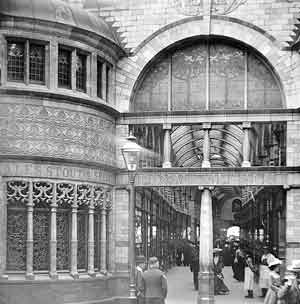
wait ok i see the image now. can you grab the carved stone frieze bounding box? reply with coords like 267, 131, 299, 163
0, 103, 116, 166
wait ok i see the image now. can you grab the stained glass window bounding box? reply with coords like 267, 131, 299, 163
76, 53, 86, 92
29, 44, 45, 83
58, 48, 71, 88
209, 43, 244, 110
172, 45, 207, 110
7, 42, 25, 81
133, 40, 283, 111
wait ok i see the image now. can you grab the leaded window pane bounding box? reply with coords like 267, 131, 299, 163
29, 44, 45, 83
58, 48, 71, 88
210, 43, 245, 110
57, 211, 70, 270
7, 42, 25, 82
172, 45, 207, 111
76, 53, 86, 92
248, 53, 282, 109
77, 211, 87, 270
7, 209, 27, 271
134, 59, 169, 112
97, 60, 103, 98
33, 211, 49, 271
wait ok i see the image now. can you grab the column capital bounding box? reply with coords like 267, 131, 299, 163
163, 123, 172, 130
242, 122, 252, 129
198, 186, 214, 191
202, 122, 211, 129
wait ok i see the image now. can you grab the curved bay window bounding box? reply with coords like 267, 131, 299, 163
5, 180, 112, 278
132, 39, 283, 111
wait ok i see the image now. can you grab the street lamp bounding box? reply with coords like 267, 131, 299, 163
121, 131, 141, 299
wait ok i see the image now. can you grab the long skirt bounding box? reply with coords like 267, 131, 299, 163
244, 267, 254, 291
214, 274, 229, 294
259, 265, 270, 289
263, 288, 277, 304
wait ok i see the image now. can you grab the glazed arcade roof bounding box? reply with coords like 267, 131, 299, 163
0, 0, 121, 46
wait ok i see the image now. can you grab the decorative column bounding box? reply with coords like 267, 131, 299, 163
105, 190, 112, 273
49, 185, 58, 279
26, 182, 34, 279
198, 187, 214, 304
70, 194, 79, 279
100, 200, 107, 274
242, 122, 251, 167
163, 124, 172, 168
202, 123, 211, 168
88, 198, 95, 277
0, 178, 7, 279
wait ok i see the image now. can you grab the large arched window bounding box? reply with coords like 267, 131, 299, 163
132, 39, 283, 112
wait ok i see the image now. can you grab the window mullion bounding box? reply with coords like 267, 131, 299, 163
205, 41, 210, 111
102, 61, 107, 102
244, 51, 248, 110
25, 40, 29, 85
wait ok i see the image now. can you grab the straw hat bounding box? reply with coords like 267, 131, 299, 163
213, 248, 223, 254
287, 260, 300, 272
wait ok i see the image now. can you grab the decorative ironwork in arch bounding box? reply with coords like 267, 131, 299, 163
132, 39, 283, 112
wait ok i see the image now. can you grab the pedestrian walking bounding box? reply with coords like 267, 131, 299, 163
259, 245, 276, 298
140, 256, 168, 304
136, 255, 146, 304
190, 244, 199, 290
244, 253, 256, 298
263, 257, 282, 304
213, 248, 229, 295
277, 259, 300, 304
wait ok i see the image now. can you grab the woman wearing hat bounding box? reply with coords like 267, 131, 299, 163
277, 260, 300, 304
213, 248, 229, 295
263, 257, 282, 304
244, 252, 256, 298
259, 246, 276, 297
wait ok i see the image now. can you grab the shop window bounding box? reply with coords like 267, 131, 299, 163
7, 39, 46, 84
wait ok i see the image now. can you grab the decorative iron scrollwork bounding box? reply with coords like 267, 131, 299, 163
94, 186, 104, 208
7, 181, 29, 205
56, 183, 75, 206
33, 182, 53, 206
77, 184, 92, 206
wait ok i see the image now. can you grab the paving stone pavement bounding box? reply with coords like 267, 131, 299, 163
166, 266, 265, 304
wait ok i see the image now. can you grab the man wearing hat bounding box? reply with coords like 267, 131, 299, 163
140, 257, 168, 304
277, 260, 300, 304
136, 255, 146, 304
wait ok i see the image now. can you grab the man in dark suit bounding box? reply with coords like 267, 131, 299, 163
140, 256, 168, 304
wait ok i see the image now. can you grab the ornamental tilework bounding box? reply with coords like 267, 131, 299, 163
0, 103, 116, 166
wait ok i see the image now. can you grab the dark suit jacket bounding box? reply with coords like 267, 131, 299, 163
141, 268, 168, 301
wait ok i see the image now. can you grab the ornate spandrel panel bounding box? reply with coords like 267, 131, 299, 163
248, 54, 282, 109
134, 59, 169, 112
172, 44, 207, 111
33, 211, 49, 271
209, 43, 245, 110
7, 210, 27, 271
0, 103, 115, 166
94, 210, 101, 270
56, 211, 70, 270
77, 211, 87, 270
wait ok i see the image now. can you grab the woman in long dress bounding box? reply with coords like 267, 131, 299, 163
244, 253, 256, 298
259, 246, 276, 297
263, 258, 282, 304
213, 248, 229, 295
